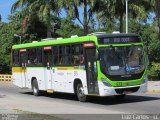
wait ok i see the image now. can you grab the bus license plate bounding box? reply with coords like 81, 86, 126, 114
123, 91, 132, 94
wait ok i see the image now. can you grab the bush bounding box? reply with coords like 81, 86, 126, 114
147, 62, 160, 80
0, 65, 11, 74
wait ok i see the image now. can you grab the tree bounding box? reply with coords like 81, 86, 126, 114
11, 0, 60, 37
8, 13, 47, 43
97, 0, 151, 33
0, 14, 1, 22
55, 17, 83, 38
61, 0, 100, 35
155, 0, 160, 35
0, 22, 17, 69
95, 0, 115, 32
129, 19, 160, 62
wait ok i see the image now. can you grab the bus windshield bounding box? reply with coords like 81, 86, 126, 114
99, 46, 145, 76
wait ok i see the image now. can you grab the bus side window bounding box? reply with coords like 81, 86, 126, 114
63, 45, 71, 65
79, 55, 84, 64
79, 44, 84, 64
43, 48, 52, 66
28, 48, 37, 65
71, 45, 74, 65
13, 50, 20, 66
71, 44, 84, 65
53, 46, 58, 65
71, 45, 75, 65
37, 47, 42, 65
58, 46, 63, 65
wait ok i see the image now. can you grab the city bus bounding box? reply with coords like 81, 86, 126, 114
12, 32, 148, 102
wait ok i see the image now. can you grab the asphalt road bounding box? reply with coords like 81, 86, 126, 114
0, 83, 160, 120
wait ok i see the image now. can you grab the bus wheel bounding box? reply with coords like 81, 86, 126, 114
115, 94, 126, 100
76, 83, 87, 102
32, 79, 41, 96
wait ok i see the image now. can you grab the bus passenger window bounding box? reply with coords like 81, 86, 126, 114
71, 44, 84, 65
58, 46, 63, 65
80, 55, 84, 64
73, 55, 79, 64
37, 48, 42, 65
13, 50, 20, 66
44, 51, 52, 66
28, 48, 37, 65
63, 45, 71, 65
52, 46, 58, 65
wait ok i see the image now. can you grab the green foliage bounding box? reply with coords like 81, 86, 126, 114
8, 15, 47, 44
0, 22, 16, 67
129, 20, 160, 62
152, 62, 160, 71
96, 0, 151, 33
61, 0, 100, 35
55, 18, 83, 38
147, 62, 160, 77
0, 0, 159, 75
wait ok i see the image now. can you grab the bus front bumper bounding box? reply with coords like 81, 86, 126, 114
98, 82, 147, 96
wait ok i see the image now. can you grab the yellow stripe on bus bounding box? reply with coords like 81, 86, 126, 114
47, 89, 54, 93
57, 68, 76, 70
12, 67, 83, 72
12, 67, 27, 73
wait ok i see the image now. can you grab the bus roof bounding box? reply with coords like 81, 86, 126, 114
12, 36, 97, 49
12, 33, 140, 49
95, 33, 140, 38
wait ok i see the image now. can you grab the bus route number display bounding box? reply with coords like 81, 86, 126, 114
99, 36, 141, 44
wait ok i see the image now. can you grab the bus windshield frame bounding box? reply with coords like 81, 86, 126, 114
99, 45, 145, 76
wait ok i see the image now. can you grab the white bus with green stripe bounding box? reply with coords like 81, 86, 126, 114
12, 33, 148, 102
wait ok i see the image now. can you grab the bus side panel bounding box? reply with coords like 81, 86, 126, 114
53, 69, 88, 94
76, 70, 88, 94
12, 68, 23, 88
27, 67, 46, 90
53, 68, 74, 93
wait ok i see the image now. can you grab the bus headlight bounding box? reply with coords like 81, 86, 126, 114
101, 78, 111, 87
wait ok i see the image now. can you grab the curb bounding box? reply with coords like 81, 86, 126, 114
0, 81, 12, 84
147, 90, 160, 93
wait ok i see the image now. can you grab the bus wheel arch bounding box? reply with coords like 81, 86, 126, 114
31, 77, 41, 96
31, 77, 36, 88
73, 79, 87, 102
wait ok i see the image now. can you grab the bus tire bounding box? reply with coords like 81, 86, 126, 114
76, 83, 87, 102
32, 79, 41, 96
115, 94, 126, 100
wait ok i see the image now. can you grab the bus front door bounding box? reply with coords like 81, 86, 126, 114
43, 47, 53, 90
20, 49, 27, 88
85, 48, 99, 94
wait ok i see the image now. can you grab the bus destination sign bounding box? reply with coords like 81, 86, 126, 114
98, 36, 141, 44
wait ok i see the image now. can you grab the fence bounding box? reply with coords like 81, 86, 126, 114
0, 74, 12, 82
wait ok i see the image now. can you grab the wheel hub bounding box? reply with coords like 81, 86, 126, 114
33, 86, 37, 94
78, 87, 84, 97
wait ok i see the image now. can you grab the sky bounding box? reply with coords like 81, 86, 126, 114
0, 0, 155, 25
0, 0, 16, 22
0, 0, 73, 23
0, 0, 83, 27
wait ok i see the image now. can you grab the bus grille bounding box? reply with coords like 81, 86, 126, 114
115, 86, 140, 94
